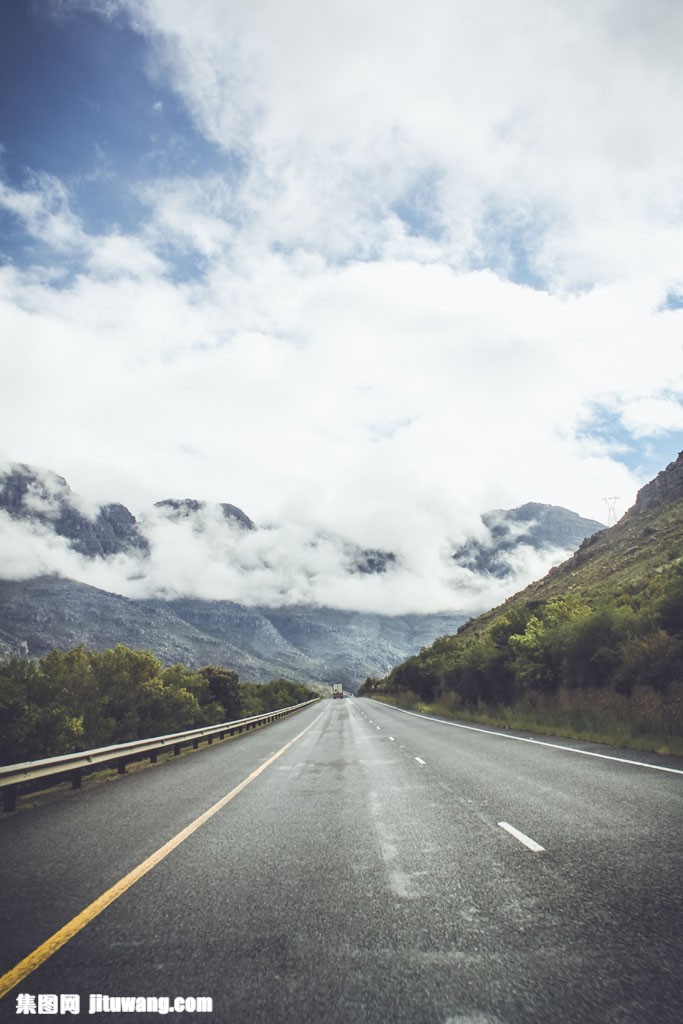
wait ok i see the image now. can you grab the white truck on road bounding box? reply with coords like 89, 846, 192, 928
332, 683, 344, 699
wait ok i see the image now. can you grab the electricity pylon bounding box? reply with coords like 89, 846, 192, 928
602, 496, 620, 527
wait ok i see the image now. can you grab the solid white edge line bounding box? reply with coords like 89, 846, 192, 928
498, 821, 545, 852
415, 756, 426, 765
379, 704, 683, 776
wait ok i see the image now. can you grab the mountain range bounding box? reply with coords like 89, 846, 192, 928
0, 463, 605, 686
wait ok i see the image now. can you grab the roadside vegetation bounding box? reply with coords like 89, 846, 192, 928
360, 497, 683, 756
0, 644, 317, 765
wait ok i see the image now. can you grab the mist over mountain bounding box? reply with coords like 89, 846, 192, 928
0, 464, 149, 558
153, 498, 255, 531
0, 462, 605, 685
452, 502, 605, 578
0, 462, 603, 611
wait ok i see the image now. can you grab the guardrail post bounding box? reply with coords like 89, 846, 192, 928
150, 752, 158, 764
117, 758, 127, 774
192, 738, 199, 750
174, 743, 181, 756
71, 768, 83, 790
3, 785, 18, 813
207, 736, 213, 745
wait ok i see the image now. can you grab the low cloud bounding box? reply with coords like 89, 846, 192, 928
0, 478, 584, 616
0, 512, 74, 582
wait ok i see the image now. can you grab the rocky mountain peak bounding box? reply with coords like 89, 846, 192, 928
626, 451, 683, 517
0, 463, 69, 514
452, 502, 604, 578
0, 463, 148, 558
153, 498, 254, 530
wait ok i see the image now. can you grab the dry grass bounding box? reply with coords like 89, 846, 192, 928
370, 693, 683, 757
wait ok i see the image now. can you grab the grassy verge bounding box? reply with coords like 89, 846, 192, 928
369, 693, 683, 757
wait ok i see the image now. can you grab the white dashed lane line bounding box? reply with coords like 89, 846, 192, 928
367, 707, 546, 854
498, 821, 545, 853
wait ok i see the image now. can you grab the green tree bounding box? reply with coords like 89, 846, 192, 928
657, 565, 683, 637
558, 604, 637, 690
39, 646, 102, 745
389, 657, 441, 702
137, 674, 204, 737
198, 665, 242, 719
88, 646, 163, 743
239, 683, 265, 716
159, 664, 224, 727
0, 656, 83, 764
508, 615, 556, 691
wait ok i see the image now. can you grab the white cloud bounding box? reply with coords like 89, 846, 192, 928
115, 0, 683, 286
1, 0, 682, 615
1, 245, 677, 536
0, 489, 586, 616
0, 174, 86, 253
620, 397, 683, 438
87, 233, 167, 279
0, 511, 91, 583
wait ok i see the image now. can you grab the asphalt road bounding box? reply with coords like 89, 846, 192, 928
1, 697, 682, 1023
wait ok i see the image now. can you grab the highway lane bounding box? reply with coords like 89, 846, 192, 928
0, 703, 325, 986
357, 699, 683, 1014
1, 696, 682, 1023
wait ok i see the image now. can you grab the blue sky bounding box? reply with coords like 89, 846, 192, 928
1, 0, 682, 610
0, 0, 235, 264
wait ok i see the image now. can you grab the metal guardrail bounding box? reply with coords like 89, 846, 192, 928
0, 698, 320, 812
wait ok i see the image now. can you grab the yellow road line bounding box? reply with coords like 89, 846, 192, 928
0, 711, 323, 1002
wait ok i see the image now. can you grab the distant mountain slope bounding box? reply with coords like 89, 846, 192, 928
0, 577, 468, 687
452, 502, 603, 576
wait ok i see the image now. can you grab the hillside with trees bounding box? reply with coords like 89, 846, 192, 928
360, 453, 683, 754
